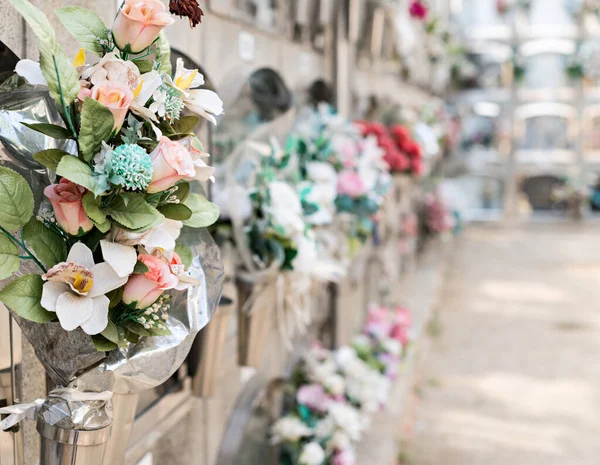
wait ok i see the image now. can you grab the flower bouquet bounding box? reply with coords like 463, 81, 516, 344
0, 0, 223, 458
213, 137, 320, 366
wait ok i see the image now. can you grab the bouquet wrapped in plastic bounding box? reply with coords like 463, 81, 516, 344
0, 0, 224, 458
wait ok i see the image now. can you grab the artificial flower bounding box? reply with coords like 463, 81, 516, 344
147, 136, 196, 193
211, 185, 253, 221
15, 59, 47, 86
271, 417, 313, 444
267, 181, 306, 236
182, 88, 224, 125
409, 0, 429, 20
169, 0, 204, 27
333, 450, 356, 465
323, 373, 346, 396
172, 58, 205, 91
112, 0, 175, 53
44, 178, 94, 236
299, 442, 326, 465
40, 243, 129, 335
122, 251, 179, 309
297, 384, 332, 413
291, 233, 318, 274
337, 170, 366, 198
79, 81, 133, 132
81, 52, 141, 91
180, 135, 216, 182
327, 402, 363, 441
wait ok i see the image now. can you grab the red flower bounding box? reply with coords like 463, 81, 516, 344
409, 0, 428, 20
390, 124, 411, 143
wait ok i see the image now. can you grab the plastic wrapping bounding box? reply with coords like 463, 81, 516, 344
0, 75, 224, 394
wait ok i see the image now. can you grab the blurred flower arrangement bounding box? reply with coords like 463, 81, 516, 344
356, 122, 424, 177
496, 0, 532, 15
420, 189, 455, 238
1, 0, 223, 351
271, 303, 412, 465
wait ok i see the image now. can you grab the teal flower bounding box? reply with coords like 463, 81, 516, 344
106, 144, 153, 191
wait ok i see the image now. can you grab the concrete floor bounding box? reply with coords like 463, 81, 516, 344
401, 225, 600, 465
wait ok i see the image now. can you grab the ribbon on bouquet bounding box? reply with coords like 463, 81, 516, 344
0, 389, 113, 431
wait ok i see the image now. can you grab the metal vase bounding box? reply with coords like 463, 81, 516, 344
37, 404, 112, 465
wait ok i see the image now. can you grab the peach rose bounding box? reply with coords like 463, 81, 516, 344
87, 81, 133, 132
44, 178, 94, 236
147, 137, 196, 193
112, 0, 175, 54
122, 253, 178, 309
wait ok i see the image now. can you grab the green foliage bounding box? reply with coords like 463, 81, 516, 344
155, 31, 172, 75
0, 274, 54, 323
22, 122, 73, 140
0, 235, 20, 280
174, 243, 193, 269
56, 155, 104, 196
133, 261, 149, 274
79, 98, 114, 161
183, 194, 220, 228
22, 218, 67, 268
0, 167, 34, 231
82, 192, 107, 224
55, 7, 109, 55
33, 149, 70, 171
105, 194, 164, 231
158, 203, 192, 221
91, 335, 118, 352
9, 0, 80, 106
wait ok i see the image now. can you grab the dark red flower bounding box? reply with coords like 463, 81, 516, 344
169, 0, 204, 27
409, 0, 429, 20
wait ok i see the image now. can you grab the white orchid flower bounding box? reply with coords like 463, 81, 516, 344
172, 57, 205, 90
40, 243, 132, 335
15, 59, 48, 86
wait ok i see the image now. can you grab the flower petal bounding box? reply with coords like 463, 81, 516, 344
40, 281, 68, 312
15, 59, 48, 86
80, 296, 110, 335
100, 240, 137, 278
55, 293, 93, 331
67, 242, 95, 269
89, 263, 128, 297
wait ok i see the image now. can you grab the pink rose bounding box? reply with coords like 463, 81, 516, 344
123, 253, 178, 309
337, 170, 366, 198
112, 0, 175, 54
81, 82, 133, 132
296, 384, 331, 413
44, 178, 94, 236
147, 137, 196, 193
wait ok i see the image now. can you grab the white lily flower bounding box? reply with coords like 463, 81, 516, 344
110, 219, 183, 253
129, 71, 164, 123
183, 89, 224, 125
15, 59, 48, 86
172, 58, 205, 90
40, 243, 129, 335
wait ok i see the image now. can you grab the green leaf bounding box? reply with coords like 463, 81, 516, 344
135, 60, 154, 73
101, 320, 119, 344
124, 328, 140, 344
172, 116, 199, 135
22, 218, 67, 268
9, 0, 80, 106
33, 149, 70, 171
106, 194, 164, 231
92, 335, 118, 352
79, 98, 114, 161
22, 122, 73, 140
0, 166, 34, 231
133, 261, 149, 274
56, 155, 103, 195
106, 286, 123, 309
0, 235, 20, 280
0, 274, 54, 323
183, 194, 220, 228
155, 31, 172, 75
158, 203, 192, 221
82, 192, 106, 224
55, 7, 109, 55
172, 182, 190, 203
94, 219, 111, 233
174, 243, 193, 269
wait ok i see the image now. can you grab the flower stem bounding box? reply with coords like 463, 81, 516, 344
52, 56, 78, 140
0, 226, 47, 273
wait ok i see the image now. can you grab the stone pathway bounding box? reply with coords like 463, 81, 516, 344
401, 225, 600, 465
